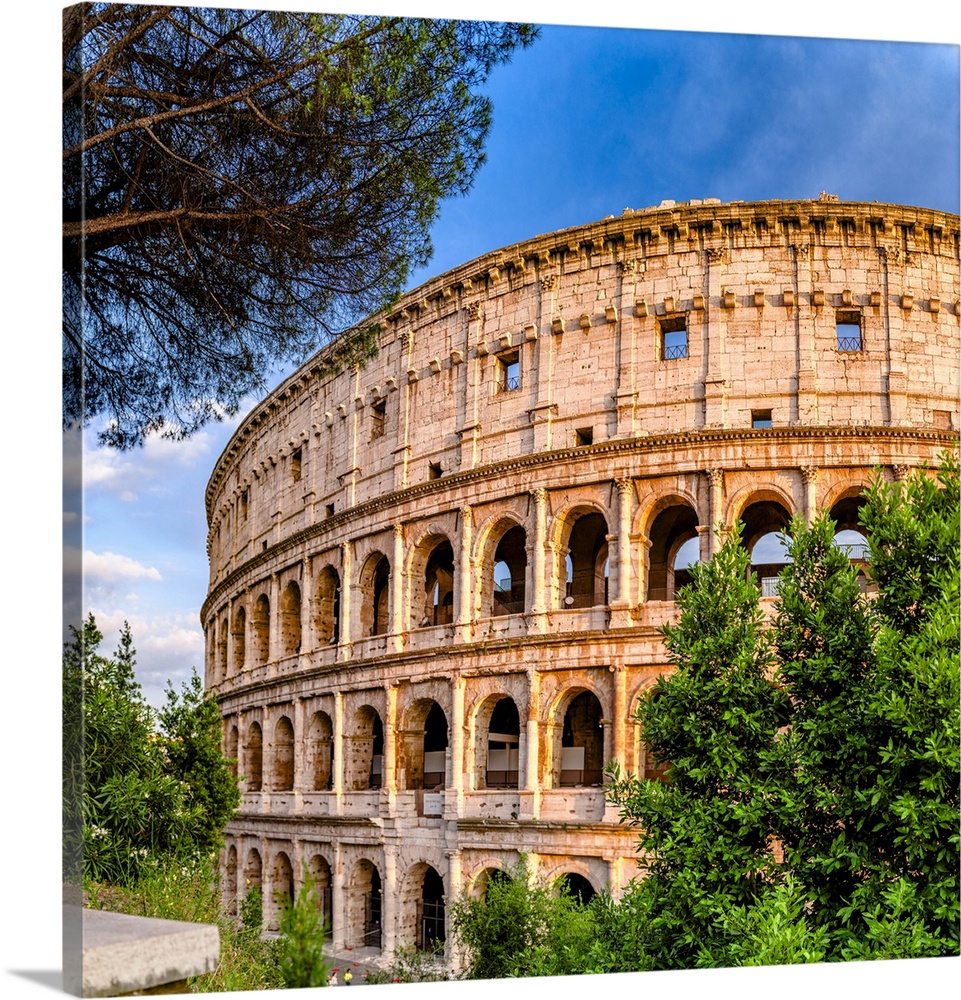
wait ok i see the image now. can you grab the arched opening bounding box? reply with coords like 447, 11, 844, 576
243, 847, 263, 929
251, 593, 270, 665
244, 847, 262, 890
372, 557, 391, 635
423, 703, 448, 788
557, 872, 596, 906
359, 554, 391, 637
369, 713, 384, 789
348, 860, 382, 950
646, 502, 699, 601
269, 851, 295, 930
672, 537, 700, 594
835, 528, 870, 591
829, 491, 871, 590
225, 845, 238, 916
225, 723, 239, 778
641, 692, 670, 783
217, 616, 228, 678
313, 566, 341, 645
739, 498, 793, 597
346, 706, 384, 790
556, 690, 604, 787
486, 697, 520, 789
308, 711, 334, 791
273, 716, 294, 791
402, 700, 448, 790
308, 854, 333, 939
424, 539, 455, 626
417, 866, 446, 951
232, 606, 246, 670
280, 581, 301, 655
562, 512, 610, 608
246, 722, 263, 791
476, 866, 512, 899
491, 525, 527, 616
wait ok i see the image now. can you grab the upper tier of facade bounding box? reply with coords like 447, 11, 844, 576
204, 197, 959, 600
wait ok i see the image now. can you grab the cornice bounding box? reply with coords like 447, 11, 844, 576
211, 622, 667, 708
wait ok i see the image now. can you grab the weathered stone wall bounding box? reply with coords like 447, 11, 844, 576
202, 197, 959, 967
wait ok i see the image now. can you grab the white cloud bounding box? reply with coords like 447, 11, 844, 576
88, 608, 206, 709
84, 549, 163, 585
81, 419, 228, 504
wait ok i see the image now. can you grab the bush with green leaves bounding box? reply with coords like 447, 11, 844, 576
448, 855, 604, 979
607, 456, 959, 968
275, 870, 332, 989
605, 528, 791, 968
64, 614, 240, 886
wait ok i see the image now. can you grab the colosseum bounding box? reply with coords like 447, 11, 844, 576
202, 195, 959, 966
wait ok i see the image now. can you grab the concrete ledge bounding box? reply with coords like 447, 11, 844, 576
79, 908, 219, 997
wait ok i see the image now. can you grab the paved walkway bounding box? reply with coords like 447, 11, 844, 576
324, 945, 389, 986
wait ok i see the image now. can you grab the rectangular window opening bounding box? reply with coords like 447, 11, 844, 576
371, 398, 387, 440
291, 448, 302, 482
325, 503, 335, 519
240, 488, 249, 522
751, 409, 773, 429
836, 309, 862, 352
575, 427, 593, 447
497, 351, 520, 393
659, 315, 688, 361
428, 462, 443, 480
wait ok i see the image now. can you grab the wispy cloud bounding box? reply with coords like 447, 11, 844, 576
88, 608, 205, 709
84, 549, 163, 585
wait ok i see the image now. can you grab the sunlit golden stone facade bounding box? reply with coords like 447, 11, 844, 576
203, 197, 959, 963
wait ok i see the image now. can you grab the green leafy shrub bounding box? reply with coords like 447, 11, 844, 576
65, 615, 240, 886
275, 871, 332, 988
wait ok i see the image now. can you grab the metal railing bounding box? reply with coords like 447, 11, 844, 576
485, 770, 520, 789
559, 768, 605, 787
836, 335, 862, 352
492, 595, 525, 616
663, 343, 687, 360
834, 542, 869, 561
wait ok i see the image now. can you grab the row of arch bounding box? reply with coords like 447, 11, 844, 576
226, 843, 598, 950
226, 685, 661, 795
209, 479, 871, 677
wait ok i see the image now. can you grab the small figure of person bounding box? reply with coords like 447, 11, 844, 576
327, 970, 339, 987
343, 968, 353, 986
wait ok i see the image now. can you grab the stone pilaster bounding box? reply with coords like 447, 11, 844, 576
331, 840, 345, 951
332, 691, 344, 808
529, 488, 549, 627
519, 668, 541, 820
455, 505, 474, 643
800, 466, 818, 523
338, 541, 352, 659
703, 468, 725, 556
390, 523, 405, 651
382, 842, 398, 956
449, 676, 466, 815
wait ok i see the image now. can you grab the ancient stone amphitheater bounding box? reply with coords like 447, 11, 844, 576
202, 196, 959, 964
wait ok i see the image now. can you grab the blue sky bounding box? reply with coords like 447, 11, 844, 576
65, 5, 960, 710
3, 2, 958, 997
